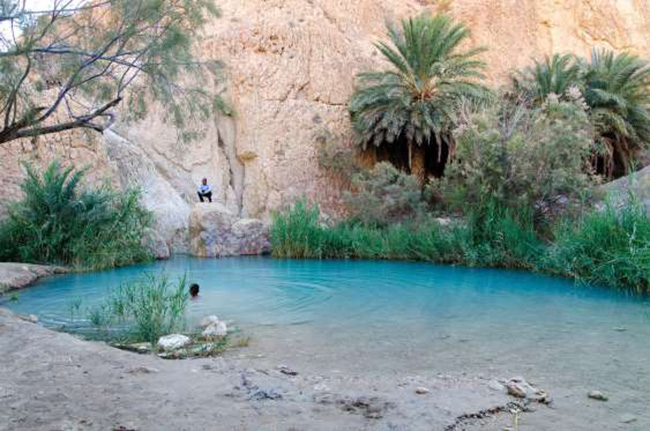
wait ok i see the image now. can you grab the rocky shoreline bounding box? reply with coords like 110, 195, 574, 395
0, 308, 542, 431
0, 263, 67, 294
1, 307, 644, 431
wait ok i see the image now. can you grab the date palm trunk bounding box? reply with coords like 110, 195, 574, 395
409, 142, 426, 184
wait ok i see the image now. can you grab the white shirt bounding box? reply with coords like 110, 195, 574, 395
198, 184, 212, 194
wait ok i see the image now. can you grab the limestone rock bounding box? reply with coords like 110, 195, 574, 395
600, 165, 650, 215
17, 314, 38, 324
587, 390, 609, 401
1, 0, 649, 248
505, 377, 550, 403
189, 204, 270, 258
157, 334, 191, 351
200, 315, 221, 328
202, 321, 228, 339
0, 263, 67, 293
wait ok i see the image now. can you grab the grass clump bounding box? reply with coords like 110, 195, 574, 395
87, 273, 188, 345
0, 161, 153, 270
271, 198, 650, 293
545, 198, 650, 293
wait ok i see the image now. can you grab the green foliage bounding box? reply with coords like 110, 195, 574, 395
0, 0, 225, 143
87, 273, 188, 345
271, 198, 649, 293
462, 200, 544, 269
514, 54, 581, 102
349, 13, 490, 150
345, 162, 428, 226
517, 49, 650, 178
545, 197, 650, 293
439, 97, 596, 216
270, 200, 539, 268
0, 161, 152, 270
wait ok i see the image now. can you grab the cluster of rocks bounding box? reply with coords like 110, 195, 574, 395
489, 376, 552, 405
115, 315, 235, 359
189, 204, 270, 258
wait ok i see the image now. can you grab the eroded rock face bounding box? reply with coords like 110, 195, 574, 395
1, 0, 649, 249
189, 203, 270, 258
600, 166, 650, 215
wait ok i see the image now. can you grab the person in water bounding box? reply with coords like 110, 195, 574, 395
197, 178, 213, 202
189, 283, 200, 298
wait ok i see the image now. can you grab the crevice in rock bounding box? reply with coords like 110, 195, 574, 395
215, 115, 245, 215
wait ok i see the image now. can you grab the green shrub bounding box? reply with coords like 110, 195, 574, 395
462, 200, 544, 269
0, 161, 153, 270
271, 197, 648, 293
87, 273, 188, 345
440, 98, 596, 217
545, 197, 650, 293
345, 162, 428, 226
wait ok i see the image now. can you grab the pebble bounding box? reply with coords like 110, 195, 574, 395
128, 366, 160, 374
17, 314, 38, 324
587, 390, 608, 401
620, 414, 637, 424
612, 327, 627, 332
415, 387, 430, 395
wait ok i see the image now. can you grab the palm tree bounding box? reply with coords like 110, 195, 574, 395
582, 49, 650, 177
348, 14, 490, 182
515, 54, 581, 102
519, 49, 650, 178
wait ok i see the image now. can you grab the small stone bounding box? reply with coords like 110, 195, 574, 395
157, 334, 191, 351
277, 365, 298, 376
18, 314, 38, 324
415, 387, 430, 395
620, 414, 637, 424
506, 381, 527, 398
128, 366, 160, 374
200, 315, 220, 328
202, 321, 228, 339
612, 327, 627, 332
587, 390, 608, 401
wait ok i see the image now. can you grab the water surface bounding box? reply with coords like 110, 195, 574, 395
4, 256, 649, 413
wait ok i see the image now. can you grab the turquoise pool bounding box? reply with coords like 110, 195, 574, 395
3, 256, 649, 414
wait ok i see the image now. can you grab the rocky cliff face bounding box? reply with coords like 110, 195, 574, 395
1, 0, 649, 251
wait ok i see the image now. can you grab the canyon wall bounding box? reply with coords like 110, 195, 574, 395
1, 0, 649, 251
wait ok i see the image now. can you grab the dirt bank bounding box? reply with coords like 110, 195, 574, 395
0, 307, 568, 431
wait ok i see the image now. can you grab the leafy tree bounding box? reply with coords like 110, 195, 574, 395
438, 96, 596, 219
583, 50, 650, 177
517, 49, 650, 178
348, 13, 490, 182
0, 0, 225, 145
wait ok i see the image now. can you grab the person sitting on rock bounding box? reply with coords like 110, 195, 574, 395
197, 178, 212, 202
189, 283, 200, 298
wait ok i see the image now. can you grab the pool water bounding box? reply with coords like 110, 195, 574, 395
4, 256, 650, 413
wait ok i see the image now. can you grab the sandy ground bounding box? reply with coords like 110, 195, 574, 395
0, 307, 645, 431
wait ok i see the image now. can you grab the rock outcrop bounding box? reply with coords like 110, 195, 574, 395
1, 0, 649, 250
600, 166, 650, 215
0, 263, 67, 293
189, 204, 270, 258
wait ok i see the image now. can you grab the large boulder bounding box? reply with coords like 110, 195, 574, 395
157, 334, 191, 351
600, 166, 650, 215
189, 204, 271, 258
0, 263, 67, 293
